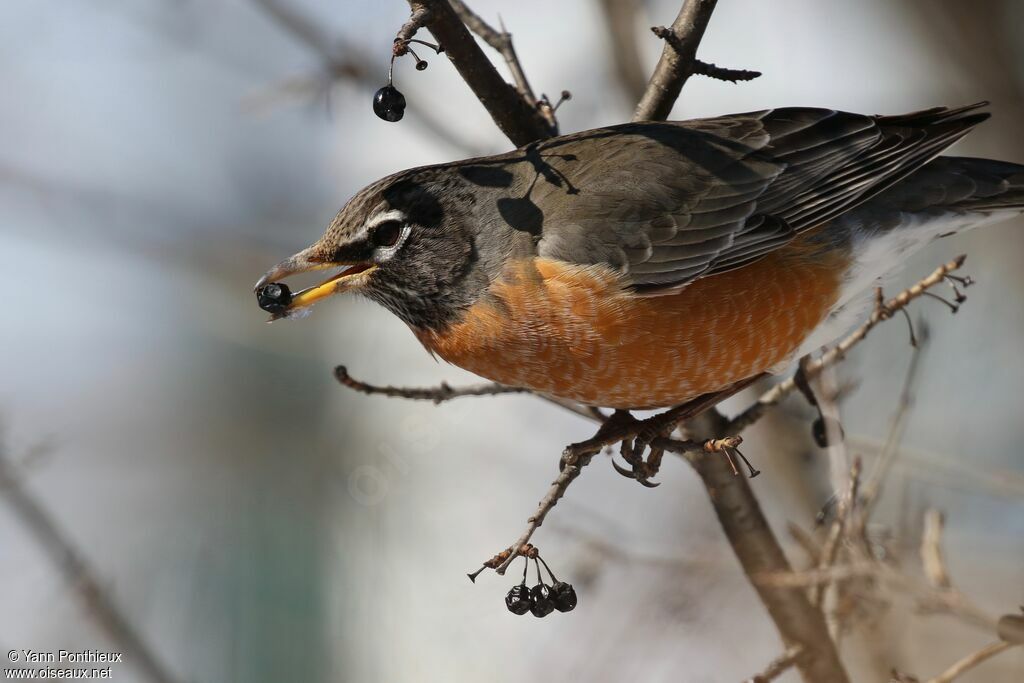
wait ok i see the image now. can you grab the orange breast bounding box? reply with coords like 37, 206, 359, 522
414, 238, 847, 408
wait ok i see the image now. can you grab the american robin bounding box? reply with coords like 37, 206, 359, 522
255, 104, 1023, 409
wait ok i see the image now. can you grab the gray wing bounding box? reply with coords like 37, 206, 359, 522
531, 104, 989, 292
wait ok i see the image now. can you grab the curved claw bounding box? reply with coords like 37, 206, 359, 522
612, 459, 636, 479
639, 478, 661, 488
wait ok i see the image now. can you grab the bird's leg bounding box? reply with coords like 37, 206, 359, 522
610, 412, 671, 488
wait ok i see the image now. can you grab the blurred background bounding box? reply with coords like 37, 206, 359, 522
1, 1, 1022, 681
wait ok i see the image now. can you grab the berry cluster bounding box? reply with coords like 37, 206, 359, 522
505, 555, 577, 617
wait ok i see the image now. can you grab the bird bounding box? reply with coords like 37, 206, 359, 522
255, 103, 1024, 410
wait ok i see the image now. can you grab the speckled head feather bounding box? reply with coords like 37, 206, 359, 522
307, 165, 526, 330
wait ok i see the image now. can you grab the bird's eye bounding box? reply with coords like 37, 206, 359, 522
371, 220, 403, 248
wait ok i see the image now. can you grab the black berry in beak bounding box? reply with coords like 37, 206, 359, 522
256, 282, 293, 313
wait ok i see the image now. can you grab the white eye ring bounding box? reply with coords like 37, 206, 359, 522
375, 223, 411, 260
364, 209, 411, 260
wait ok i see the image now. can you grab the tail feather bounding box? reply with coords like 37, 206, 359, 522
815, 153, 1024, 344
840, 155, 1024, 235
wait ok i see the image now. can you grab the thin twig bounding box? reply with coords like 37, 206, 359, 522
0, 444, 180, 683
693, 60, 761, 82
446, 1, 565, 131
756, 563, 1000, 634
488, 381, 757, 575
724, 256, 968, 435
813, 458, 862, 607
492, 448, 598, 574
447, 1, 534, 103
926, 641, 1015, 683
403, 0, 553, 146
788, 522, 823, 565
920, 509, 952, 590
334, 365, 527, 403
744, 645, 804, 683
858, 330, 926, 520
633, 0, 720, 121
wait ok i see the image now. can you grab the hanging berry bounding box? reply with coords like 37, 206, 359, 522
372, 85, 406, 122
504, 559, 534, 615
372, 38, 442, 123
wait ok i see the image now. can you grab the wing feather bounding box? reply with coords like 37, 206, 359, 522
528, 103, 989, 292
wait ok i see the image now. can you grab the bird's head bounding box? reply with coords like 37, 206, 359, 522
255, 166, 504, 330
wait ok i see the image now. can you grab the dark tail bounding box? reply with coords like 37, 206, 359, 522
843, 154, 1024, 235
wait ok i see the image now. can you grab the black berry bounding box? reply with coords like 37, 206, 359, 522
373, 85, 406, 122
415, 60, 428, 71
550, 581, 577, 612
505, 584, 533, 615
529, 584, 555, 618
256, 282, 292, 313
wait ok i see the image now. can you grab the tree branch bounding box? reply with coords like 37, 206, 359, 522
447, 1, 533, 102
334, 365, 527, 403
693, 60, 761, 83
446, 0, 565, 131
925, 641, 1015, 683
0, 444, 180, 683
633, 0, 719, 121
402, 0, 554, 146
744, 645, 804, 683
687, 410, 851, 683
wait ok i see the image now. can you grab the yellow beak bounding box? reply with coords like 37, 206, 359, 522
254, 247, 377, 318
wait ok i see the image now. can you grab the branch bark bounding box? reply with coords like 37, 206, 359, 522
688, 410, 851, 683
403, 0, 553, 146
633, 0, 719, 121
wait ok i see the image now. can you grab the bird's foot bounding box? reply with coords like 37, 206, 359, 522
604, 410, 669, 488
612, 436, 665, 487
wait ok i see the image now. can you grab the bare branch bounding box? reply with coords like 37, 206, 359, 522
597, 0, 648, 102
687, 410, 850, 683
920, 509, 952, 590
756, 563, 1000, 634
448, 1, 533, 101
744, 645, 804, 683
403, 0, 554, 146
333, 365, 527, 403
446, 1, 566, 131
633, 0, 719, 121
482, 381, 757, 576
693, 60, 761, 82
0, 444, 180, 683
812, 458, 862, 608
926, 641, 1015, 683
724, 256, 969, 435
858, 334, 926, 521
490, 448, 598, 575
